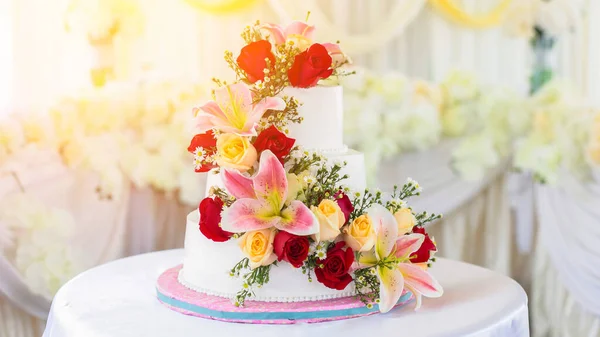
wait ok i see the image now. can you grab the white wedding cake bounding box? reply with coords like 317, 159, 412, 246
157, 18, 442, 323
180, 85, 366, 302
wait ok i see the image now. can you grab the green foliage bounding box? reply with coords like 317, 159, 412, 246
230, 258, 272, 307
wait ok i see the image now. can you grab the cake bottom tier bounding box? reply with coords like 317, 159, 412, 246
157, 265, 414, 324
181, 211, 356, 302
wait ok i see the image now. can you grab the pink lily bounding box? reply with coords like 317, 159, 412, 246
193, 83, 285, 136
261, 21, 347, 64
358, 204, 443, 313
260, 21, 316, 46
220, 150, 319, 236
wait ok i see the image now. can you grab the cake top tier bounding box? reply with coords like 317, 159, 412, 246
284, 86, 344, 152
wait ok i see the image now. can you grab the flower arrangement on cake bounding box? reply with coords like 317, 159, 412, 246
174, 16, 444, 320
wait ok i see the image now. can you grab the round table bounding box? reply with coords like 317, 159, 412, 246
43, 250, 529, 337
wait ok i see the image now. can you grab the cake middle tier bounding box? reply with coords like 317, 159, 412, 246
180, 211, 356, 302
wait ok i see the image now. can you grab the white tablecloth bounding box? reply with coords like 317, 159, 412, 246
43, 250, 529, 337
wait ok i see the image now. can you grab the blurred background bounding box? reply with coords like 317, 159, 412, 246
1, 0, 599, 336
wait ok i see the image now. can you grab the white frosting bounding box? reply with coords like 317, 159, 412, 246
180, 211, 355, 302
283, 86, 344, 151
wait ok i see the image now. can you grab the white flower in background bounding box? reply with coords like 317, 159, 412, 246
530, 78, 582, 108
439, 71, 480, 137
120, 144, 151, 189
515, 137, 562, 184
373, 73, 409, 105
80, 134, 125, 198
441, 103, 474, 137
452, 134, 499, 180
0, 118, 25, 162
17, 113, 57, 149
440, 70, 480, 105
477, 88, 528, 155
0, 194, 81, 300
343, 91, 384, 148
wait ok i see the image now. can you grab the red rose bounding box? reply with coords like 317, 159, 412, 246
410, 226, 437, 263
273, 231, 309, 268
198, 197, 232, 242
187, 131, 217, 173
252, 125, 295, 163
334, 191, 353, 223
315, 242, 354, 290
236, 40, 276, 83
287, 43, 333, 88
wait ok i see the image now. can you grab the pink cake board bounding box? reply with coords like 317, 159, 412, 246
156, 265, 414, 324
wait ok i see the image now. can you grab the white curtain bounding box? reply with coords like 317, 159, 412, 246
531, 173, 600, 336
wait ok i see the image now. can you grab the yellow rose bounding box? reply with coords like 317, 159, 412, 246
311, 199, 345, 242
343, 214, 375, 252
238, 228, 277, 269
216, 133, 257, 172
394, 208, 415, 235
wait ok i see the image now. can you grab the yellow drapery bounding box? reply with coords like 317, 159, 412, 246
428, 0, 514, 29
185, 0, 513, 30
184, 0, 262, 15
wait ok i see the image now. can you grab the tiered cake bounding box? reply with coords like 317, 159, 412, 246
156, 17, 443, 324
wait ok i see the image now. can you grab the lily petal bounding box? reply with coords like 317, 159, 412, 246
357, 249, 378, 268
276, 200, 319, 236
193, 101, 226, 134
253, 150, 288, 208
367, 204, 399, 260
221, 169, 256, 199
377, 265, 405, 314
214, 83, 255, 135
252, 96, 286, 120
220, 198, 278, 233
284, 21, 315, 39
405, 283, 422, 310
394, 233, 425, 260
259, 23, 286, 44
243, 96, 285, 135
398, 263, 443, 300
